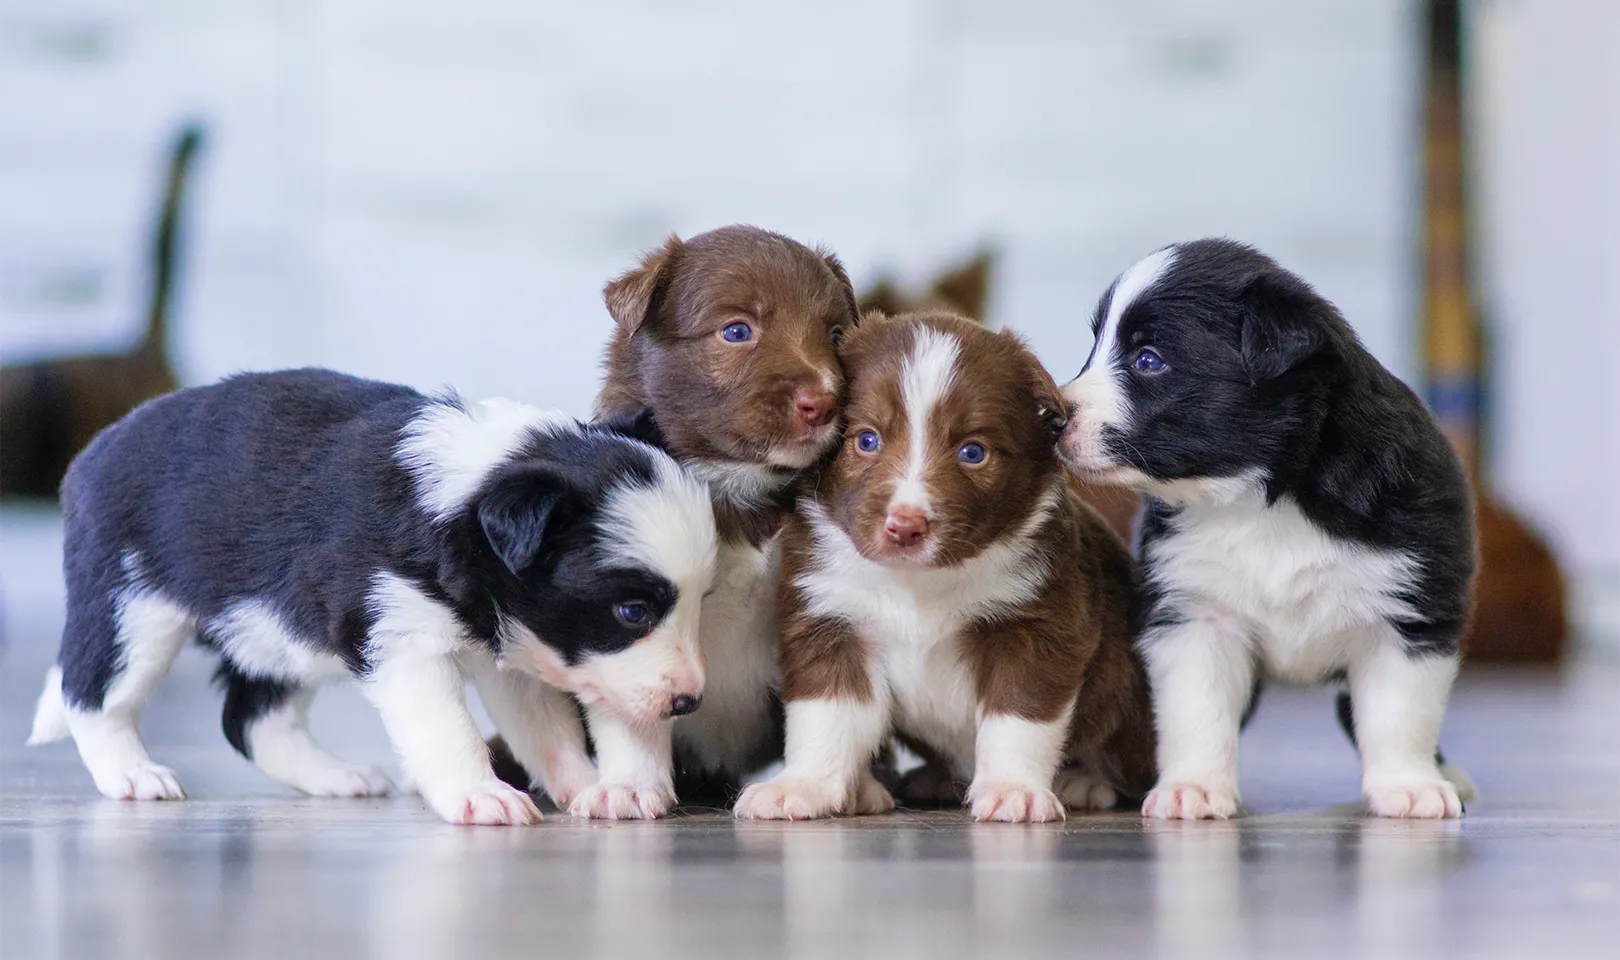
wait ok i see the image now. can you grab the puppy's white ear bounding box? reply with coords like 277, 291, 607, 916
478, 469, 567, 576
1239, 269, 1334, 383
604, 235, 683, 335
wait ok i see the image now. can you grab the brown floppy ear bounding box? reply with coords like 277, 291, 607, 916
818, 247, 862, 327
1001, 328, 1068, 443
603, 235, 683, 335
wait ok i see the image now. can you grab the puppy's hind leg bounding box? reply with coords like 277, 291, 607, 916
61, 588, 193, 800
220, 668, 391, 797
1349, 634, 1465, 819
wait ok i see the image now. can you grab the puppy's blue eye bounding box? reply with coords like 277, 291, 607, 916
721, 322, 753, 343
614, 601, 650, 627
856, 430, 880, 453
958, 442, 986, 464
1131, 347, 1167, 374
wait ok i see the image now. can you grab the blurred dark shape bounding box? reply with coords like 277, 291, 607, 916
857, 248, 995, 322
1418, 0, 1566, 663
0, 123, 204, 500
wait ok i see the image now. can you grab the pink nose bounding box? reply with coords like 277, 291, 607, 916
884, 507, 929, 547
794, 387, 836, 428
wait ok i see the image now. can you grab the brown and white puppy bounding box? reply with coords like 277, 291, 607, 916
734, 311, 1155, 822
546, 225, 857, 813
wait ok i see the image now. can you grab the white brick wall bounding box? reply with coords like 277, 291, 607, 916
1, 0, 1418, 413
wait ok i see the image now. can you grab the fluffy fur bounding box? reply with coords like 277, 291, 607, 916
735, 311, 1156, 823
1058, 238, 1477, 820
27, 369, 717, 825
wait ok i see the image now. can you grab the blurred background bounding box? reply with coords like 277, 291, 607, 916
1, 0, 1615, 660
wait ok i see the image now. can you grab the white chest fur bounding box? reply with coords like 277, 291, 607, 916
671, 535, 782, 774
1145, 491, 1420, 683
794, 503, 1052, 776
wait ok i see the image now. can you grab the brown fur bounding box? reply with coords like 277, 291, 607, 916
779, 310, 1158, 803
1, 126, 202, 499
597, 225, 857, 507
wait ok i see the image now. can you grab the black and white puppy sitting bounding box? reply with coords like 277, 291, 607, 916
27, 368, 717, 825
1059, 239, 1476, 820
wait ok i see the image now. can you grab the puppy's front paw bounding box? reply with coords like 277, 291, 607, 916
1054, 768, 1117, 812
1141, 780, 1239, 820
540, 757, 599, 811
734, 778, 844, 820
299, 763, 393, 798
1365, 777, 1463, 819
96, 761, 186, 801
848, 773, 896, 816
568, 781, 673, 820
968, 781, 1066, 823
426, 780, 543, 826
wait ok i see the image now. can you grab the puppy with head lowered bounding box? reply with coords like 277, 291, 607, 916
486, 225, 858, 811
28, 369, 717, 825
735, 312, 1156, 822
1060, 239, 1476, 819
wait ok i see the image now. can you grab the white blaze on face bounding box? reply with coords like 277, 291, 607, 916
887, 327, 963, 519
589, 456, 716, 726
1060, 246, 1177, 473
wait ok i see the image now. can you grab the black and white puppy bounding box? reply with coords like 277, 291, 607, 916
27, 369, 717, 825
1059, 239, 1476, 820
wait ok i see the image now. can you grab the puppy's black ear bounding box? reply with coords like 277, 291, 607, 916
604, 235, 683, 335
477, 468, 569, 576
599, 407, 665, 451
1239, 268, 1333, 383
818, 247, 862, 328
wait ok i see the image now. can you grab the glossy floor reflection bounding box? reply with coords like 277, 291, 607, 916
3, 603, 1618, 958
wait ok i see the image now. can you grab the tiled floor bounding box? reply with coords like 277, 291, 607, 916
2, 506, 1618, 959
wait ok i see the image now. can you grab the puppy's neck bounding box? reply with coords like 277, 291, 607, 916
598, 343, 798, 547
692, 459, 798, 547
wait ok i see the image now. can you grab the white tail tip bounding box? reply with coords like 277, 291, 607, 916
27, 666, 71, 746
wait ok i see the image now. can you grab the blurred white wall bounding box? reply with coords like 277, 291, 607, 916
2, 0, 1419, 418
1473, 0, 1620, 594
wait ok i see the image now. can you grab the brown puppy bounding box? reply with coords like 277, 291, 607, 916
492, 225, 859, 813
735, 311, 1155, 822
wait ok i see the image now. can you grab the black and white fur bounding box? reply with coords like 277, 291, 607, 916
27, 369, 717, 825
1059, 239, 1476, 820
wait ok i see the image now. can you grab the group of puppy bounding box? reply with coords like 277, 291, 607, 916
27, 225, 1478, 825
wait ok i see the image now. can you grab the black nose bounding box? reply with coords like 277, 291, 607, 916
669, 694, 702, 717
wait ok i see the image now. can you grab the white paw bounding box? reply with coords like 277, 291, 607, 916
1055, 768, 1118, 812
540, 757, 600, 811
425, 780, 543, 826
733, 778, 844, 820
848, 774, 896, 816
967, 781, 1066, 823
1142, 780, 1239, 820
1365, 777, 1464, 819
95, 762, 186, 801
297, 763, 393, 798
568, 781, 673, 820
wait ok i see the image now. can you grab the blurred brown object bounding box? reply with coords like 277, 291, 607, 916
858, 249, 995, 321
0, 125, 202, 500
1421, 1, 1566, 663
